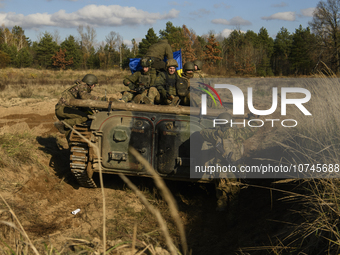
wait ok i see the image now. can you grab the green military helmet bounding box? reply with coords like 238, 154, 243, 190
82, 74, 98, 86
166, 58, 178, 68
183, 62, 195, 72
141, 57, 153, 67
217, 112, 232, 130
193, 60, 203, 70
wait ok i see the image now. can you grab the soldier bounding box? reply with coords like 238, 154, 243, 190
122, 57, 159, 104
193, 60, 204, 78
144, 39, 173, 73
177, 62, 195, 106
199, 112, 255, 211
54, 74, 105, 134
154, 59, 180, 106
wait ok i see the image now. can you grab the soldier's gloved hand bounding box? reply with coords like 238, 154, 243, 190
161, 90, 167, 98
128, 83, 135, 90
166, 92, 174, 101
109, 97, 115, 101
136, 86, 145, 93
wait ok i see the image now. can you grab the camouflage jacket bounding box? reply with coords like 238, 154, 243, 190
193, 70, 205, 78
145, 39, 173, 60
57, 81, 102, 106
123, 71, 156, 90
200, 126, 256, 162
155, 71, 178, 97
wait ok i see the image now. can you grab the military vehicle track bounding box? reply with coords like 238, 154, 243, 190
68, 125, 97, 188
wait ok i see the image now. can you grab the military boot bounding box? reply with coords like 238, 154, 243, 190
170, 96, 180, 106
132, 94, 143, 104
121, 95, 129, 102
143, 96, 154, 105
54, 121, 67, 134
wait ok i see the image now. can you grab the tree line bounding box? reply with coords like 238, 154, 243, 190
0, 0, 339, 76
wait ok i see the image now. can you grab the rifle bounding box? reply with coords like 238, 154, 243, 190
129, 83, 150, 94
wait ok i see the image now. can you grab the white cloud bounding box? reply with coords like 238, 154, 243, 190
219, 28, 245, 38
262, 11, 296, 21
212, 16, 252, 26
301, 7, 315, 17
0, 5, 180, 29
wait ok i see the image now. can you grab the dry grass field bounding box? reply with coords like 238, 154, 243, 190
0, 68, 339, 254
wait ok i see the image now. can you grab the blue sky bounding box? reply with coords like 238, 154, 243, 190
0, 0, 319, 47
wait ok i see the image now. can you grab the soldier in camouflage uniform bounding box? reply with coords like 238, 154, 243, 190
144, 39, 173, 73
199, 112, 255, 211
122, 57, 160, 104
54, 74, 105, 134
177, 62, 195, 106
154, 59, 181, 106
193, 60, 205, 78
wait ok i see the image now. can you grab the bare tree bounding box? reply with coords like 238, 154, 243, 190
1, 24, 13, 45
105, 31, 122, 67
131, 38, 138, 57
309, 0, 340, 73
77, 25, 97, 69
78, 25, 97, 52
53, 29, 61, 45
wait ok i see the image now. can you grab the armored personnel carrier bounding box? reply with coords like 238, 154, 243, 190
66, 99, 225, 187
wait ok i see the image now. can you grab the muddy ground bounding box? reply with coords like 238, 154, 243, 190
0, 99, 305, 255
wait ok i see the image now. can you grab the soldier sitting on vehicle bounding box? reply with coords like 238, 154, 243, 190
193, 60, 205, 78
122, 57, 159, 104
177, 61, 195, 106
54, 74, 106, 135
154, 59, 181, 106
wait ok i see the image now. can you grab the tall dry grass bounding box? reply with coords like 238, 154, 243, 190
274, 74, 340, 254
0, 123, 184, 254
64, 122, 186, 254
0, 68, 130, 103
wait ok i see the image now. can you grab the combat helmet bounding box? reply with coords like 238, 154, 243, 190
193, 60, 203, 70
141, 57, 153, 67
82, 74, 98, 86
216, 112, 232, 131
183, 62, 195, 72
166, 59, 178, 68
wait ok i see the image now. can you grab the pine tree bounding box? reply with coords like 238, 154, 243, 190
289, 25, 317, 75
0, 43, 17, 66
35, 32, 58, 68
137, 28, 159, 57
60, 35, 82, 69
159, 21, 182, 46
256, 27, 274, 76
273, 27, 292, 75
15, 47, 33, 68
